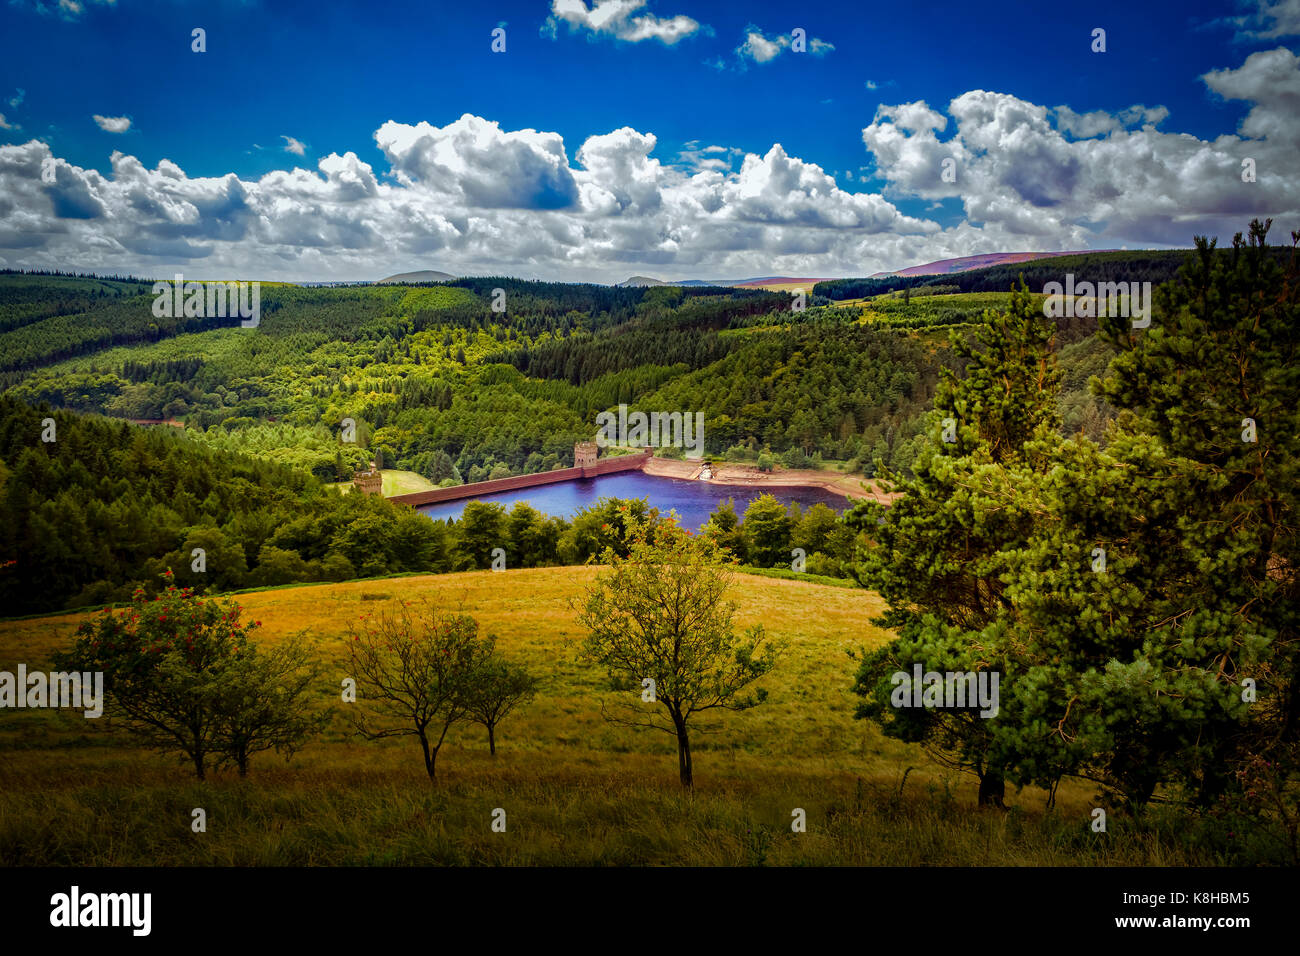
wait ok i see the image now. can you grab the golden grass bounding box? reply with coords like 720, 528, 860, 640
0, 569, 1238, 865
739, 280, 831, 293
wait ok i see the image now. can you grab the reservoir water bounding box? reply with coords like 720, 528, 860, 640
417, 471, 850, 529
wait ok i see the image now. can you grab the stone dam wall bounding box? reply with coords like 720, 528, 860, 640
387, 449, 653, 508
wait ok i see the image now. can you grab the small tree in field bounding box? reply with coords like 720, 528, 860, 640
213, 632, 331, 776
465, 659, 539, 755
57, 572, 325, 779
346, 601, 493, 781
575, 514, 780, 787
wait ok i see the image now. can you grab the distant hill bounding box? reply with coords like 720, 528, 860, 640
731, 276, 833, 291
377, 270, 455, 284
617, 276, 670, 287
870, 251, 1097, 278
616, 275, 829, 289
620, 260, 1099, 291
814, 249, 1226, 301
617, 276, 747, 287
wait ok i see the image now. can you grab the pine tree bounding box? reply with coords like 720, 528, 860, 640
1075, 219, 1300, 804
849, 223, 1300, 812
846, 281, 1059, 805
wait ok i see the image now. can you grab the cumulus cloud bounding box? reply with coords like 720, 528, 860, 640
0, 111, 938, 281
861, 49, 1300, 247
376, 114, 580, 209
8, 89, 24, 110
544, 0, 703, 45
281, 135, 307, 156
0, 115, 14, 131
576, 127, 664, 215
718, 144, 934, 232
93, 114, 131, 133
1053, 104, 1169, 138
1203, 46, 1300, 144
0, 48, 1296, 282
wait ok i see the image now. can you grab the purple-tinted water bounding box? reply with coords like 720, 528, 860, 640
417, 471, 848, 529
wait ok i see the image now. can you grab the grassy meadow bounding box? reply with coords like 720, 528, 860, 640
0, 567, 1240, 865
326, 469, 439, 497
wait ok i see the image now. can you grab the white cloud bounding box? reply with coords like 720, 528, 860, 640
0, 48, 1296, 282
0, 116, 939, 281
577, 127, 663, 215
18, 0, 113, 19
376, 113, 579, 209
92, 114, 130, 133
1230, 0, 1300, 39
736, 27, 834, 63
8, 89, 25, 110
0, 115, 13, 131
1053, 104, 1169, 138
861, 51, 1300, 247
738, 30, 784, 63
716, 143, 934, 232
675, 141, 742, 172
544, 0, 702, 45
1203, 46, 1300, 144
281, 135, 307, 156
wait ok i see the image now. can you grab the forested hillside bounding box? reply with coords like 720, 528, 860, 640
0, 394, 863, 614
0, 273, 947, 479
1, 249, 1220, 614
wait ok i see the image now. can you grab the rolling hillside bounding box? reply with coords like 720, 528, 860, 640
377, 270, 457, 284
0, 567, 1199, 866
868, 250, 1097, 278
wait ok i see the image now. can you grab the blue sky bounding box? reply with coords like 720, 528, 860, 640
1, 0, 1297, 281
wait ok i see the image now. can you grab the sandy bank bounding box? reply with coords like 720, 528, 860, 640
641, 456, 897, 505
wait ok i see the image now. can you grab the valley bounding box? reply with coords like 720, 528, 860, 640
0, 232, 1295, 868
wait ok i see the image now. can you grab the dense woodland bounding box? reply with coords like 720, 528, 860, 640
0, 395, 858, 614
0, 247, 1238, 613
0, 272, 944, 480
847, 221, 1298, 836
